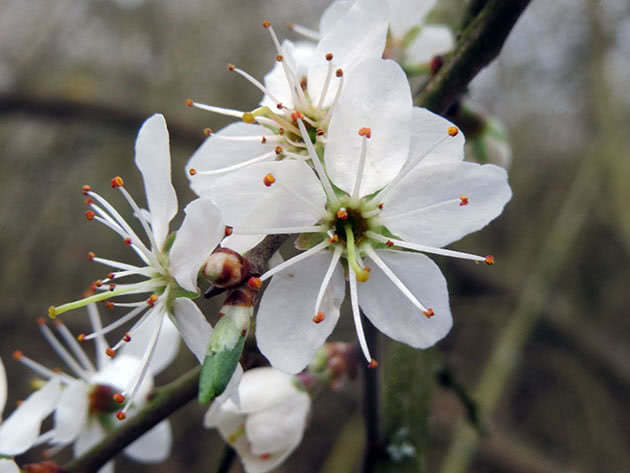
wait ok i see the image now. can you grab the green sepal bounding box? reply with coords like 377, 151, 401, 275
198, 333, 246, 404
172, 287, 199, 299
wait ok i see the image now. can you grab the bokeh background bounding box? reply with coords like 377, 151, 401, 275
1, 0, 629, 472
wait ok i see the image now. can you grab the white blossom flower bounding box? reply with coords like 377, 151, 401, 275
205, 367, 310, 473
0, 307, 176, 472
186, 0, 388, 201
204, 58, 512, 373
48, 114, 223, 416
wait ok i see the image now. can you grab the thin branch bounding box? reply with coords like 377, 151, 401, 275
361, 312, 381, 473
415, 0, 531, 113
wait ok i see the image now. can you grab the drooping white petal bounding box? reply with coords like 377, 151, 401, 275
381, 162, 512, 247
171, 298, 213, 364
308, 0, 388, 107
229, 367, 299, 415
405, 24, 455, 64
257, 252, 345, 374
124, 420, 172, 463
52, 380, 89, 445
207, 160, 327, 230
387, 0, 438, 38
359, 250, 452, 348
134, 114, 178, 250
319, 0, 353, 35
246, 390, 310, 455
74, 422, 114, 473
405, 107, 465, 170
120, 315, 180, 375
0, 357, 6, 417
0, 377, 63, 456
187, 122, 278, 197
91, 354, 153, 404
170, 198, 224, 292
0, 459, 19, 473
325, 59, 412, 196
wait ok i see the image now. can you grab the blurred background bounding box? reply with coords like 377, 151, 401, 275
1, 0, 629, 472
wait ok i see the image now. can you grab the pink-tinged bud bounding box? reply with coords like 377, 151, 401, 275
202, 248, 250, 288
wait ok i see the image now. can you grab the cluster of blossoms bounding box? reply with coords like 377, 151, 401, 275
2, 1, 513, 472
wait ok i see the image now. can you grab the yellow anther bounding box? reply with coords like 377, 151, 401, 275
48, 306, 57, 319
448, 126, 459, 137
242, 112, 256, 124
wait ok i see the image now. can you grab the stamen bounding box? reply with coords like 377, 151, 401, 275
459, 195, 469, 206
206, 133, 283, 143
378, 197, 473, 222
288, 22, 321, 41
364, 246, 431, 315
448, 126, 459, 136
351, 129, 371, 199
187, 101, 246, 119
263, 173, 276, 187
312, 312, 325, 324
336, 209, 348, 220
368, 359, 379, 368
54, 321, 95, 372
191, 150, 277, 176
259, 240, 330, 282
316, 53, 335, 109
224, 226, 233, 236
312, 246, 343, 323
87, 303, 108, 367
348, 266, 373, 363
116, 186, 160, 254
13, 350, 74, 383
233, 225, 324, 235
247, 277, 263, 290
81, 305, 147, 341
484, 255, 495, 265
296, 118, 338, 203
321, 70, 344, 125
228, 63, 283, 106
38, 318, 90, 381
344, 224, 370, 282
111, 176, 124, 188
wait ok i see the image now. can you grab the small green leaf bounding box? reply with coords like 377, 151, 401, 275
198, 334, 246, 404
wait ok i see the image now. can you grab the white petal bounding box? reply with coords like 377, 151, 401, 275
207, 160, 326, 230
0, 357, 6, 417
187, 122, 278, 197
52, 380, 89, 445
319, 0, 353, 35
222, 234, 265, 255
0, 377, 62, 456
405, 107, 464, 169
359, 250, 452, 348
387, 0, 438, 38
231, 368, 298, 414
308, 0, 388, 107
121, 315, 180, 375
325, 59, 412, 195
134, 114, 178, 250
91, 354, 153, 404
74, 422, 115, 473
405, 24, 455, 64
171, 298, 213, 364
381, 162, 512, 247
170, 198, 224, 292
124, 420, 172, 463
246, 390, 310, 454
0, 459, 19, 473
257, 252, 345, 374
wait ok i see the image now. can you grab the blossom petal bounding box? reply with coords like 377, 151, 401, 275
187, 122, 278, 197
406, 24, 455, 64
0, 357, 6, 417
170, 198, 224, 292
203, 365, 243, 428
325, 58, 412, 196
359, 249, 452, 348
135, 114, 178, 250
124, 420, 172, 463
405, 107, 464, 170
74, 422, 114, 473
121, 314, 180, 375
319, 0, 353, 35
381, 162, 512, 247
91, 354, 153, 404
171, 298, 213, 364
387, 0, 438, 38
0, 459, 19, 473
230, 367, 298, 414
308, 0, 388, 107
246, 391, 310, 455
222, 234, 265, 255
0, 377, 62, 456
52, 380, 89, 445
207, 160, 326, 230
257, 252, 345, 374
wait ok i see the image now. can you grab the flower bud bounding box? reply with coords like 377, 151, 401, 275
201, 248, 250, 288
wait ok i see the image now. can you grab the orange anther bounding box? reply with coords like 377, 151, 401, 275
123, 333, 131, 342
368, 359, 379, 369
227, 63, 235, 71
116, 411, 126, 420
423, 308, 435, 318
204, 128, 213, 136
385, 240, 394, 247
485, 255, 495, 265
263, 20, 271, 28
329, 234, 339, 243
107, 272, 115, 280
37, 317, 46, 326
377, 203, 384, 210
111, 176, 124, 188
108, 284, 116, 291
336, 209, 348, 220
316, 128, 324, 136
105, 348, 116, 358
85, 210, 96, 221
82, 184, 92, 195
278, 128, 285, 135
259, 453, 271, 460
276, 103, 284, 110
312, 312, 325, 324
84, 197, 94, 205
274, 146, 283, 155
336, 68, 343, 77
459, 195, 469, 206
325, 52, 333, 61
261, 136, 267, 144
448, 126, 459, 137
290, 111, 304, 123
124, 237, 132, 246
263, 173, 276, 187
276, 55, 283, 62
88, 251, 96, 261
248, 277, 262, 290
12, 350, 23, 360
358, 127, 371, 138
147, 295, 158, 307
224, 226, 233, 237
105, 301, 114, 310
113, 393, 125, 403
77, 333, 86, 342
241, 329, 247, 337
185, 99, 194, 107
94, 280, 103, 288
188, 168, 197, 176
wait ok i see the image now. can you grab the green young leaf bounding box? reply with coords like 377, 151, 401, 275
198, 334, 246, 404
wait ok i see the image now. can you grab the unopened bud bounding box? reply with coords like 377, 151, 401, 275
202, 248, 250, 288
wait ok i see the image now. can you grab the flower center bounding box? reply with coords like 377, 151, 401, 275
89, 384, 121, 415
